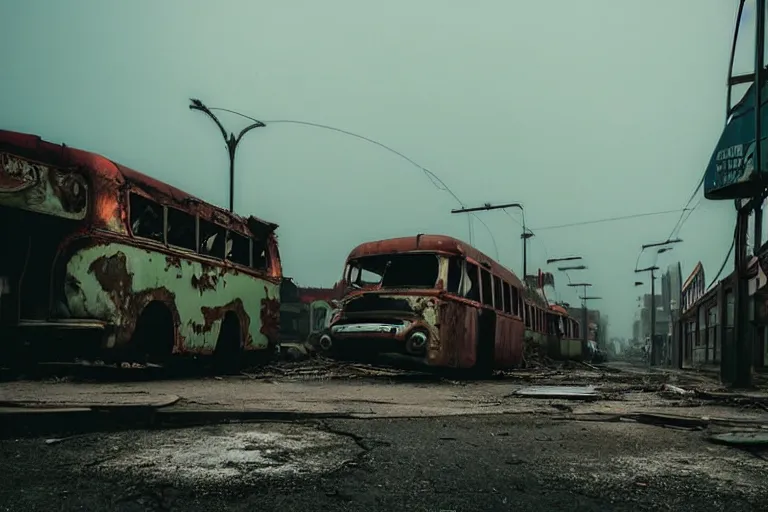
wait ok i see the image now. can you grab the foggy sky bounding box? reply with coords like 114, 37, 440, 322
0, 1, 742, 337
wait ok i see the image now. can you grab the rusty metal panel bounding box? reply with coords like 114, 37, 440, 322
63, 242, 280, 354
493, 316, 524, 367
430, 300, 476, 368
0, 153, 88, 220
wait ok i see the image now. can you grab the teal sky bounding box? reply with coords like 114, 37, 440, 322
0, 0, 742, 337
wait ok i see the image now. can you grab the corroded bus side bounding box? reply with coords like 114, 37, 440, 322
61, 241, 280, 354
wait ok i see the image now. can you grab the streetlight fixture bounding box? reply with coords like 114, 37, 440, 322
546, 256, 582, 264
641, 238, 683, 250
558, 265, 587, 271
189, 98, 266, 213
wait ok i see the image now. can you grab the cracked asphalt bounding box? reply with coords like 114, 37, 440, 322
2, 360, 768, 511
2, 413, 767, 512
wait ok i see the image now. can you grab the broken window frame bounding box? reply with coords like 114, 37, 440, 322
128, 192, 164, 243
510, 285, 519, 316
480, 268, 493, 307
198, 217, 226, 260
165, 206, 197, 252
225, 229, 252, 267
501, 281, 512, 314
251, 236, 271, 272
493, 275, 503, 312
464, 262, 481, 302
345, 253, 441, 289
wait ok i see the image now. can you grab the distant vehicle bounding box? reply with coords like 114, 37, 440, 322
0, 130, 281, 370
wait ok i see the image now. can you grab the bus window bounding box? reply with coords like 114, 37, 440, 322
199, 218, 225, 259
447, 257, 463, 294
252, 238, 269, 271
166, 207, 196, 250
493, 276, 503, 312
511, 286, 519, 316
524, 305, 531, 328
226, 230, 251, 266
129, 193, 163, 242
480, 269, 493, 307
502, 281, 512, 314
465, 262, 480, 302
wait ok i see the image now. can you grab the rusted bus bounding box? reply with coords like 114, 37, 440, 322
326, 234, 527, 372
544, 304, 583, 360
0, 129, 281, 365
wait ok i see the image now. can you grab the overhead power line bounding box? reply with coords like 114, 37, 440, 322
532, 208, 690, 231
207, 107, 502, 256
667, 174, 704, 240
706, 220, 738, 290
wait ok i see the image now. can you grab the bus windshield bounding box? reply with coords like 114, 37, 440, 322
347, 253, 439, 289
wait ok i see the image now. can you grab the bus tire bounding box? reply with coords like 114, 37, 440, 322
213, 312, 242, 375
132, 301, 175, 366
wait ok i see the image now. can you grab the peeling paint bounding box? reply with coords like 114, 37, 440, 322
65, 242, 278, 354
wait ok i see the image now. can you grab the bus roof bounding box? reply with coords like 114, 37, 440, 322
0, 129, 277, 235
346, 234, 524, 288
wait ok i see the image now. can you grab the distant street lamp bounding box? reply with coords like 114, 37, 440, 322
189, 98, 266, 213
567, 282, 595, 345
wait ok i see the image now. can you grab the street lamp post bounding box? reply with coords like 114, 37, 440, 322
451, 202, 533, 278
634, 238, 682, 367
189, 99, 266, 213
568, 282, 593, 347
635, 265, 659, 366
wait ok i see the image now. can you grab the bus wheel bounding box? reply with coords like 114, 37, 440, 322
133, 301, 175, 366
213, 312, 242, 375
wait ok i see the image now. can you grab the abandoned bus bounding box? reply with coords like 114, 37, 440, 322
0, 129, 281, 368
323, 234, 528, 372
522, 296, 583, 361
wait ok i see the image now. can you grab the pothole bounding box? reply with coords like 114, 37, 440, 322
93, 423, 364, 486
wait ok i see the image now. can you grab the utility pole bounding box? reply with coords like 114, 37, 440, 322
451, 202, 533, 278
548, 256, 585, 309
189, 99, 266, 213
635, 239, 682, 367
635, 266, 659, 366
567, 282, 593, 349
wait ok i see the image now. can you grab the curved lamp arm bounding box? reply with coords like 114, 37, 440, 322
236, 122, 266, 146
189, 98, 229, 144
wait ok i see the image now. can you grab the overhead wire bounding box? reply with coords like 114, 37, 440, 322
207, 107, 505, 256
706, 221, 738, 290
532, 208, 688, 231
667, 175, 704, 240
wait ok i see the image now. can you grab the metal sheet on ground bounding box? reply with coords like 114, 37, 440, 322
709, 431, 768, 446
514, 386, 598, 399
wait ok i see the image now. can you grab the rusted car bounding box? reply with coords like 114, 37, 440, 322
323, 234, 529, 373
0, 130, 281, 369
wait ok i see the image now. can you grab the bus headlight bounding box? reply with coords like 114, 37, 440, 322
406, 331, 428, 354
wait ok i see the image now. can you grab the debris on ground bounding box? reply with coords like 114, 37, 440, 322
661, 384, 694, 396
708, 431, 768, 447
512, 385, 599, 400
241, 356, 440, 382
